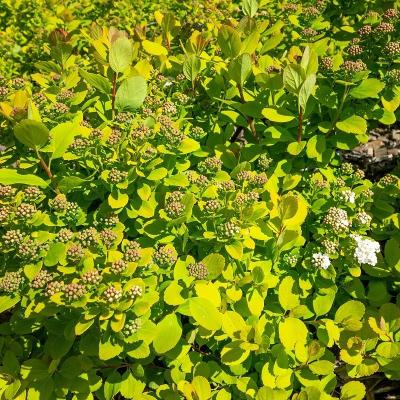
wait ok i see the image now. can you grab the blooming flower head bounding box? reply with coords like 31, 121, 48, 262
312, 253, 331, 270
351, 234, 380, 266
339, 189, 355, 204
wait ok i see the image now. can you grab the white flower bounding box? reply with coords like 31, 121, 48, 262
312, 253, 331, 270
351, 234, 380, 266
340, 189, 356, 204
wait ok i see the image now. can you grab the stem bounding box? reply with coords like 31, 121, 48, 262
237, 83, 257, 140
36, 150, 60, 194
111, 72, 117, 119
327, 84, 350, 136
297, 106, 304, 143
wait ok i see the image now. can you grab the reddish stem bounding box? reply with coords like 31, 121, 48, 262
297, 107, 304, 143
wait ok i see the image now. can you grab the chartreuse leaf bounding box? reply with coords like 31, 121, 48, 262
278, 194, 308, 227
153, 313, 182, 354
0, 169, 48, 187
192, 376, 212, 400
279, 317, 308, 350
202, 253, 225, 279
262, 107, 295, 122
336, 115, 367, 135
50, 121, 79, 159
142, 40, 168, 56
0, 296, 20, 313
14, 119, 49, 149
340, 381, 366, 400
350, 78, 385, 99
109, 36, 133, 73
335, 300, 365, 331
115, 76, 147, 111
278, 276, 300, 310
189, 297, 222, 331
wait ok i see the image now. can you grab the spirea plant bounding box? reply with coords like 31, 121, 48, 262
0, 0, 399, 399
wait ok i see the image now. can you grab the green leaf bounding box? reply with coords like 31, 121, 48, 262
336, 115, 367, 135
283, 64, 304, 94
298, 74, 316, 111
300, 46, 319, 76
349, 79, 385, 99
44, 242, 66, 266
14, 119, 49, 149
0, 169, 48, 187
202, 253, 225, 279
58, 176, 86, 193
279, 317, 308, 350
340, 381, 366, 400
228, 53, 252, 86
189, 297, 222, 331
79, 69, 111, 94
242, 0, 258, 17
51, 121, 78, 159
153, 313, 182, 354
115, 76, 147, 111
183, 55, 201, 85
0, 296, 20, 314
217, 25, 242, 59
109, 37, 134, 73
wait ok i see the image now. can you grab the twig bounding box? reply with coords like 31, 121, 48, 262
111, 72, 117, 119
36, 150, 60, 194
237, 83, 258, 140
297, 107, 303, 143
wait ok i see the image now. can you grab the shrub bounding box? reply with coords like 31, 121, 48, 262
0, 0, 399, 399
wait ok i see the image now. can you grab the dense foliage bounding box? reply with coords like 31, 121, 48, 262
0, 0, 400, 399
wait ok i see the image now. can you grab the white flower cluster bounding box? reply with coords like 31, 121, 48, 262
351, 234, 380, 266
312, 253, 331, 270
339, 189, 355, 204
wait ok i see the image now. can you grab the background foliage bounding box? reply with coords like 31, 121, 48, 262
0, 0, 400, 399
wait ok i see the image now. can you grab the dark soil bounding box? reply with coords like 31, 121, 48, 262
342, 123, 400, 180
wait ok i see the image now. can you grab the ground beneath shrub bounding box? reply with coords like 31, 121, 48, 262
342, 123, 400, 180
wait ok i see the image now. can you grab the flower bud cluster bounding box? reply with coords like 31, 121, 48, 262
55, 228, 74, 243
64, 283, 86, 301
153, 246, 177, 267
100, 229, 117, 248
124, 241, 141, 262
108, 168, 128, 184
103, 286, 122, 303
323, 207, 350, 233
111, 259, 127, 274
31, 270, 53, 289
67, 244, 85, 263
123, 318, 141, 336
0, 271, 25, 293
82, 270, 102, 285
23, 186, 42, 202
127, 285, 143, 299
257, 154, 273, 171
187, 262, 208, 279
220, 221, 241, 238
